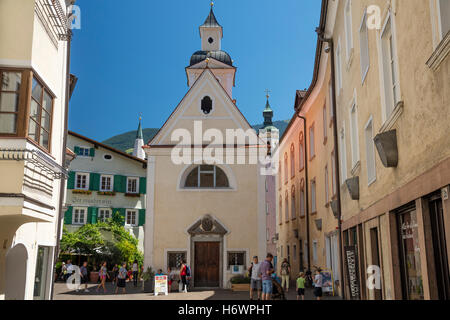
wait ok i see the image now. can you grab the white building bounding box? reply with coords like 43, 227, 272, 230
65, 131, 147, 251
0, 0, 74, 300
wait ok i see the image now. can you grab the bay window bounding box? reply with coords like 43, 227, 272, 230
0, 71, 21, 134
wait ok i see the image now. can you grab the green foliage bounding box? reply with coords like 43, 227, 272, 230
230, 276, 251, 284
142, 267, 155, 282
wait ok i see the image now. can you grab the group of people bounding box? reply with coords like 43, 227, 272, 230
248, 254, 325, 301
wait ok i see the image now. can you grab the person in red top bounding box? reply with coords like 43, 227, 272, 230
180, 260, 188, 293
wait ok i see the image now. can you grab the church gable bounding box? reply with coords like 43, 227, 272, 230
150, 69, 253, 146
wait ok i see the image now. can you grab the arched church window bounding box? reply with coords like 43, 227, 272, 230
184, 165, 229, 188
201, 96, 213, 115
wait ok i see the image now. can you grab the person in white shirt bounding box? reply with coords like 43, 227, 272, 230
248, 256, 262, 300
313, 268, 323, 300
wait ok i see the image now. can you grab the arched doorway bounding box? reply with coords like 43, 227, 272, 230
5, 244, 28, 300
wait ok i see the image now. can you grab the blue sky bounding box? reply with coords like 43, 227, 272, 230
69, 0, 322, 141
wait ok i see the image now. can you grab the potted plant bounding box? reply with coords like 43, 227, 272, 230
90, 265, 99, 283
230, 275, 251, 292
142, 267, 155, 293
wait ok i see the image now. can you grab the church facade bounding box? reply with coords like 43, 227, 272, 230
143, 6, 268, 288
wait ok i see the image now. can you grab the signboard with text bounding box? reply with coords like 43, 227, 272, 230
154, 275, 168, 296
344, 246, 361, 300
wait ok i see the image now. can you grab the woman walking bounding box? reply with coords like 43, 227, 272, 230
96, 262, 110, 293
112, 264, 119, 287
115, 262, 128, 294
132, 260, 139, 287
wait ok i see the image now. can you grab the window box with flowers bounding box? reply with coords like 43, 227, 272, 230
72, 190, 92, 195
125, 193, 141, 198
97, 191, 116, 196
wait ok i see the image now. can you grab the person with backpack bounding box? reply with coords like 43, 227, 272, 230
180, 260, 188, 293
313, 268, 323, 300
280, 258, 291, 292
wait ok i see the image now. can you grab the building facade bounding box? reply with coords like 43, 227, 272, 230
64, 131, 147, 251
329, 0, 450, 300
0, 0, 73, 300
143, 6, 267, 289
276, 1, 342, 296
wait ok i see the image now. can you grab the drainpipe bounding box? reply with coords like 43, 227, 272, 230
296, 115, 310, 273
50, 26, 72, 300
317, 32, 346, 300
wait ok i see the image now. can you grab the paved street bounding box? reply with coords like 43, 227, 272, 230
53, 282, 341, 301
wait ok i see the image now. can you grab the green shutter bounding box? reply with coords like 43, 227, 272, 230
114, 175, 126, 193
139, 177, 147, 194
64, 207, 73, 225
90, 173, 100, 191
88, 207, 98, 224
138, 209, 146, 226
89, 148, 95, 157
74, 146, 80, 155
67, 171, 75, 189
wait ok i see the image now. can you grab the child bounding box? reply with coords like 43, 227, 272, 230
296, 272, 306, 300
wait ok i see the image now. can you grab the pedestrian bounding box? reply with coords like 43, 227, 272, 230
248, 256, 262, 300
60, 262, 67, 281
115, 262, 127, 294
259, 253, 274, 301
313, 268, 323, 300
65, 260, 74, 282
79, 261, 89, 293
96, 261, 109, 293
132, 260, 139, 287
180, 259, 188, 293
167, 267, 175, 293
296, 272, 306, 300
280, 258, 291, 292
112, 264, 119, 286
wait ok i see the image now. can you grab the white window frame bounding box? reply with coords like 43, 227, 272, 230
349, 95, 360, 169
344, 0, 354, 62
98, 208, 112, 222
339, 125, 348, 184
126, 177, 139, 194
359, 8, 370, 84
73, 207, 87, 225
125, 209, 138, 227
100, 174, 113, 192
78, 146, 90, 157
365, 116, 377, 185
378, 11, 401, 124
75, 172, 89, 190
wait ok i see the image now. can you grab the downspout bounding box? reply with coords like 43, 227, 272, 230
297, 115, 310, 273
317, 32, 346, 300
51, 27, 72, 300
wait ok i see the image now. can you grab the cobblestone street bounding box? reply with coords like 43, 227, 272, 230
53, 282, 341, 301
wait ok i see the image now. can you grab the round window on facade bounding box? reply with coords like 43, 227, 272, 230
103, 154, 113, 161
208, 37, 214, 44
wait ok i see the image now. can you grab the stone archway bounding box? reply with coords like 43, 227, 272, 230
188, 215, 229, 288
5, 244, 28, 300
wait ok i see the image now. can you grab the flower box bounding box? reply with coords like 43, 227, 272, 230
231, 283, 250, 292
72, 190, 92, 195
97, 191, 116, 196
125, 193, 141, 198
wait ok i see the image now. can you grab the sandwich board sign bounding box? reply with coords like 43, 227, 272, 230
155, 275, 168, 296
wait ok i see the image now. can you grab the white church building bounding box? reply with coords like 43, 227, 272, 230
143, 5, 268, 288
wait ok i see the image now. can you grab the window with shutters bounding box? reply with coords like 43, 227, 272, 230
360, 9, 370, 83
100, 175, 113, 192
344, 0, 353, 62
285, 191, 289, 222
73, 207, 87, 225
126, 209, 138, 227
309, 124, 315, 160
290, 144, 295, 178
284, 153, 288, 184
279, 196, 283, 225
77, 147, 90, 157
291, 186, 296, 220
127, 177, 139, 194
300, 188, 305, 217
98, 209, 112, 222
299, 132, 305, 171
75, 173, 89, 190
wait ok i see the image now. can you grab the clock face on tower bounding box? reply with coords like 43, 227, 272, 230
208, 37, 214, 44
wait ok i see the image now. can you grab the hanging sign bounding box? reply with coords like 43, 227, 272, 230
154, 275, 169, 296
344, 246, 361, 300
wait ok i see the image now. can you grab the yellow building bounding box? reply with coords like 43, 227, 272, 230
0, 0, 74, 300
276, 1, 342, 297
143, 6, 267, 289
330, 0, 450, 300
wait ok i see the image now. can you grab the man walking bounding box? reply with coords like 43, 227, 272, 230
259, 253, 274, 301
248, 256, 262, 300
280, 258, 291, 292
79, 262, 89, 293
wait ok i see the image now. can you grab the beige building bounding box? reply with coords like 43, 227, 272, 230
329, 0, 450, 300
276, 1, 342, 296
143, 6, 267, 289
0, 0, 74, 300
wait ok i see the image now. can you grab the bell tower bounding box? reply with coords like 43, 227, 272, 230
200, 2, 223, 52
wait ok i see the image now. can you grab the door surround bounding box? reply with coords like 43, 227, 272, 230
187, 214, 229, 288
